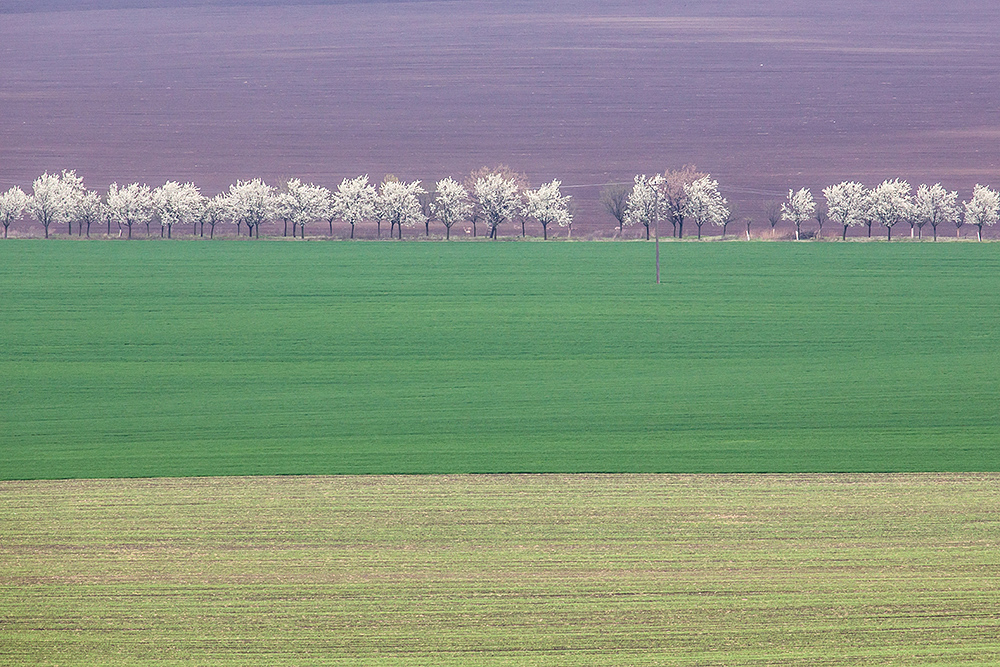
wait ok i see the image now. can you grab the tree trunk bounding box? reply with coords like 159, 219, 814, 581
350, 224, 354, 239
145, 222, 150, 237
161, 226, 164, 238
543, 223, 547, 240
85, 222, 91, 238
678, 220, 684, 238
644, 223, 649, 241
425, 221, 430, 236
329, 219, 334, 235
697, 223, 702, 240
377, 221, 381, 237
867, 223, 872, 238
795, 224, 800, 240
472, 221, 476, 237
200, 221, 204, 237
910, 224, 915, 238
842, 225, 848, 241
3, 224, 7, 239
886, 225, 891, 242
210, 224, 215, 239
237, 221, 241, 236
932, 224, 937, 241
67, 221, 72, 235
301, 225, 305, 239
521, 220, 525, 237
446, 225, 451, 240
168, 224, 172, 239
283, 220, 288, 237
978, 226, 983, 241
128, 225, 132, 239
746, 221, 751, 241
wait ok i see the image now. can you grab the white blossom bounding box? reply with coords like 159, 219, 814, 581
106, 182, 153, 239
781, 188, 816, 240
378, 179, 426, 239
0, 186, 29, 239
152, 181, 204, 238
683, 176, 728, 239
280, 178, 331, 237
72, 189, 104, 238
523, 180, 572, 240
431, 178, 472, 240
28, 170, 81, 238
823, 181, 869, 240
963, 184, 1000, 241
333, 175, 377, 239
201, 193, 230, 239
624, 174, 665, 240
869, 179, 912, 241
228, 179, 275, 238
474, 173, 520, 239
912, 183, 959, 241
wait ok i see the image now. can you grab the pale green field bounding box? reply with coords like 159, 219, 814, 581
3, 474, 999, 665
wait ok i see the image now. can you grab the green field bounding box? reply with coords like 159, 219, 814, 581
2, 240, 999, 479
3, 474, 998, 666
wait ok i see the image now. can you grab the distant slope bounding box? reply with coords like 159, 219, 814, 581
0, 0, 444, 13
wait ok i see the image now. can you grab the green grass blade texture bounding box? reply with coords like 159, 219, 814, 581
2, 240, 998, 478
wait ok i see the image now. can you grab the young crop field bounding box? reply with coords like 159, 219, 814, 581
2, 240, 1000, 479
2, 474, 998, 665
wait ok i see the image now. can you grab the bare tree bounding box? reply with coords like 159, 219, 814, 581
765, 201, 782, 236
814, 204, 827, 238
600, 183, 630, 236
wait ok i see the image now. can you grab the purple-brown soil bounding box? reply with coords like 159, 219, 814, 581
2, 0, 999, 238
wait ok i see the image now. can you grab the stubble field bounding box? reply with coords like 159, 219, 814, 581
3, 474, 999, 665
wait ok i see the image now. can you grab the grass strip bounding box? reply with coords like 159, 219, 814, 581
2, 241, 1000, 477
